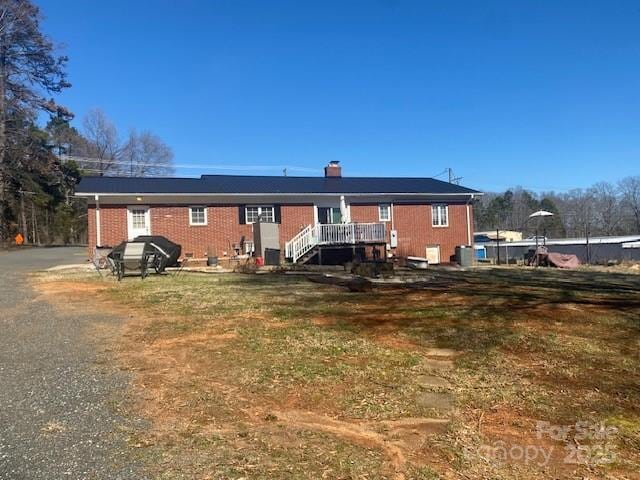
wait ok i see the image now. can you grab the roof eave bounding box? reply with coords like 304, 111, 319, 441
75, 191, 482, 197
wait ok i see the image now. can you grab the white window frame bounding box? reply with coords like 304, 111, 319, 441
378, 203, 391, 222
432, 204, 449, 227
245, 205, 274, 224
189, 206, 207, 226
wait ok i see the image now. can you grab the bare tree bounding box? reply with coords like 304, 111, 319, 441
0, 0, 70, 239
589, 182, 623, 236
555, 189, 594, 237
619, 176, 640, 233
82, 108, 120, 175
121, 129, 174, 176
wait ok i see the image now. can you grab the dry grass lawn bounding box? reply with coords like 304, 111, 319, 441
36, 267, 640, 479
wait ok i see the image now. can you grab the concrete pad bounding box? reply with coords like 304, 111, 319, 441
423, 359, 454, 370
416, 392, 454, 410
424, 348, 458, 357
416, 374, 452, 389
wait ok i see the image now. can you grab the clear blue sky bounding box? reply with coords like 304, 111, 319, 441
37, 0, 640, 192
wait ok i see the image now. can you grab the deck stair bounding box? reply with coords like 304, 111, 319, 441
285, 223, 386, 264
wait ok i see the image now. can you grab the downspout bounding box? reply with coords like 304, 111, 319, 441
390, 202, 395, 230
466, 194, 474, 246
95, 194, 101, 247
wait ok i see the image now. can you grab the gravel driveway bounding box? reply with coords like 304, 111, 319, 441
0, 247, 145, 479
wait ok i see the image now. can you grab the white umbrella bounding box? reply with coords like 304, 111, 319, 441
529, 210, 554, 252
340, 195, 349, 223
529, 210, 554, 218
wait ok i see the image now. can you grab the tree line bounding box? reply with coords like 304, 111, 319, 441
475, 177, 640, 239
0, 0, 173, 246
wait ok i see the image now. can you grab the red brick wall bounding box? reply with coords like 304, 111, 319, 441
149, 205, 252, 258
393, 203, 471, 261
87, 203, 315, 258
88, 205, 128, 250
349, 203, 393, 239
88, 205, 95, 249
87, 202, 472, 262
278, 205, 315, 245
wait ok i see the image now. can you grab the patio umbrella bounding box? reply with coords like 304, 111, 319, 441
340, 195, 349, 223
529, 210, 554, 251
528, 210, 554, 218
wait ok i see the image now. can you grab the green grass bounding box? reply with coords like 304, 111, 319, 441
40, 266, 640, 479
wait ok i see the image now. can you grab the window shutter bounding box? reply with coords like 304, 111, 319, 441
239, 205, 246, 224
274, 205, 281, 224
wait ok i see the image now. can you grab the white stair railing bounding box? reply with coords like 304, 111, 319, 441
316, 223, 385, 245
285, 224, 317, 263
285, 223, 386, 263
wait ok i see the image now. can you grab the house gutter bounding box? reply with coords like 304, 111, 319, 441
75, 192, 483, 198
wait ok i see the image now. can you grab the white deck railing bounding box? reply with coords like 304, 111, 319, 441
285, 223, 386, 263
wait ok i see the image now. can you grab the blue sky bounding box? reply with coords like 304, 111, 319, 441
37, 0, 640, 191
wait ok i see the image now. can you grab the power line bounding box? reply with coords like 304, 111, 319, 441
431, 169, 448, 179
59, 155, 320, 174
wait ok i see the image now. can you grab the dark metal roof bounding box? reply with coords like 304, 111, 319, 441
76, 175, 481, 195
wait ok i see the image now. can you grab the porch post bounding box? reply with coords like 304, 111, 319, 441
466, 202, 472, 245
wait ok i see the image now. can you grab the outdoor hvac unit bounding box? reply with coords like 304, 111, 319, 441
253, 221, 280, 259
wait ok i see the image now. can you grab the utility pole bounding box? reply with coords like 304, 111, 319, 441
20, 189, 27, 241
18, 189, 35, 244
586, 220, 591, 265
31, 201, 38, 245
447, 167, 463, 185
585, 205, 591, 265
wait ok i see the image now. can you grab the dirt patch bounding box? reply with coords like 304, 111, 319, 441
273, 409, 408, 479
372, 333, 423, 351
381, 418, 450, 450
36, 280, 109, 296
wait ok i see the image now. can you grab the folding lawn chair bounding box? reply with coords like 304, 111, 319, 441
172, 257, 189, 277
114, 242, 150, 281
148, 242, 171, 273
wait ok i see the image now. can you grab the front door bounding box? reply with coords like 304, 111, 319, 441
127, 206, 151, 240
317, 207, 342, 224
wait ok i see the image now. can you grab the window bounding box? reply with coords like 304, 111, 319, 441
245, 206, 274, 223
189, 206, 207, 226
432, 204, 449, 227
131, 209, 147, 229
318, 207, 342, 224
378, 204, 391, 222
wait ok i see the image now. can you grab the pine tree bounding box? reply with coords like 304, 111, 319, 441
0, 0, 70, 240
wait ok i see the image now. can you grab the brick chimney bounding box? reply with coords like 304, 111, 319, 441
324, 161, 342, 178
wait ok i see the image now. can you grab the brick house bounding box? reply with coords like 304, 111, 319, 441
75, 162, 481, 264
